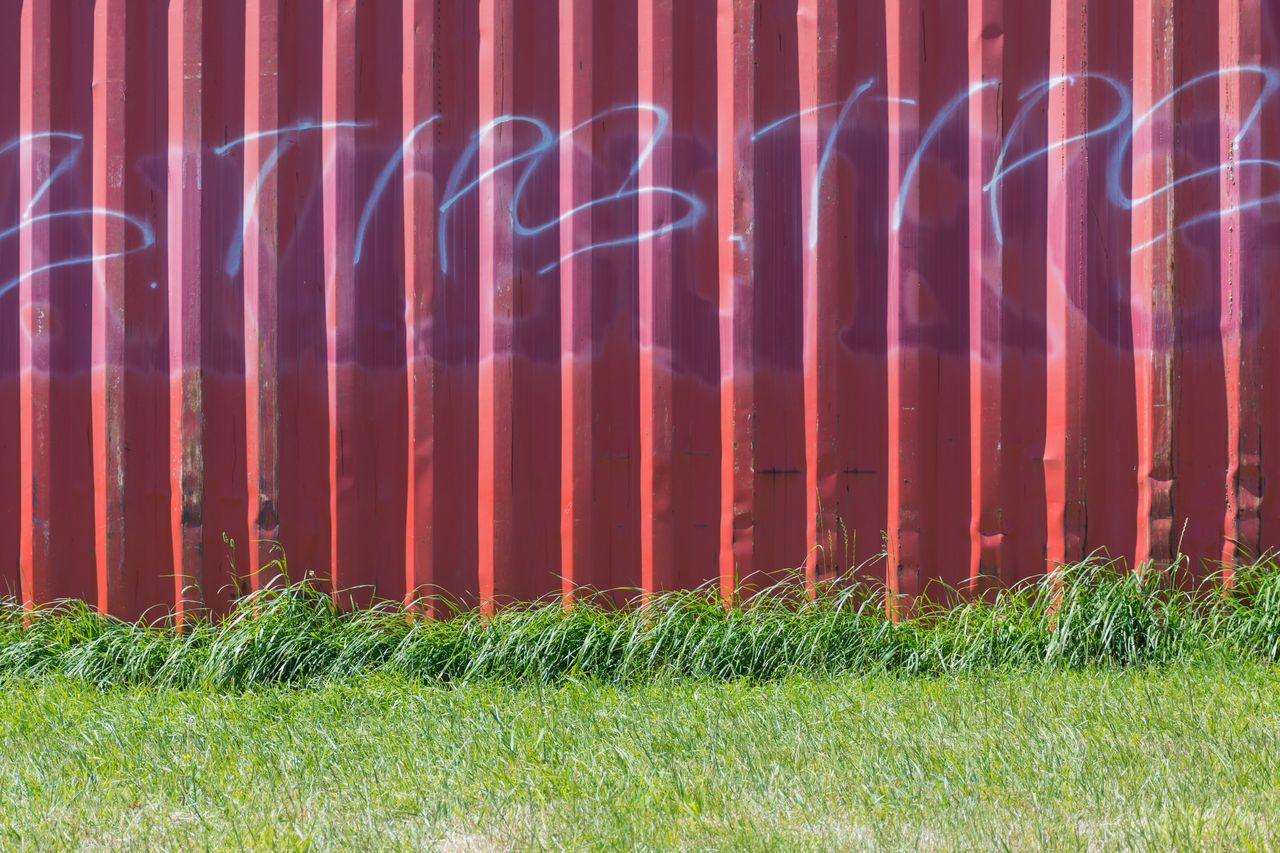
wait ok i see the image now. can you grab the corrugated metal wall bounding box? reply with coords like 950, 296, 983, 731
2, 0, 1278, 618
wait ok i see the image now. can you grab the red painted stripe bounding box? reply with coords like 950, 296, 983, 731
558, 0, 645, 601
506, 1, 564, 605
403, 0, 469, 613
1170, 5, 1231, 576
559, 0, 596, 598
589, 0, 642, 601
167, 0, 248, 619
421, 0, 481, 612
638, 0, 677, 597
997, 1, 1052, 585
1220, 0, 1266, 575
323, 1, 408, 606
669, 3, 721, 593
19, 2, 95, 610
1131, 0, 1177, 572
967, 0, 1003, 594
1258, 3, 1280, 556
887, 0, 974, 608
1044, 0, 1091, 578
243, 0, 282, 592
749, 2, 807, 594
477, 0, 518, 609
716, 0, 756, 598
241, 0, 332, 592
798, 0, 825, 592
832, 0, 892, 586
92, 0, 172, 620
0, 0, 17, 599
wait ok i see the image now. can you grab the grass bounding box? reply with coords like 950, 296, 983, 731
4, 556, 1280, 849
0, 555, 1279, 688
1, 664, 1278, 849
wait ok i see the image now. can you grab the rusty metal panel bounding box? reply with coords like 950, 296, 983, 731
3, 0, 1280, 616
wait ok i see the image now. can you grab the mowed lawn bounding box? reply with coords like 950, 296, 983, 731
1, 664, 1277, 851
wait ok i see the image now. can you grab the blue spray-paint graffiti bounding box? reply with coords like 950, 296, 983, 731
985, 73, 1133, 246
751, 78, 877, 251
0, 132, 155, 299
437, 114, 555, 274
3, 70, 1280, 333
1107, 66, 1280, 253
433, 104, 704, 275
509, 105, 704, 274
356, 115, 440, 265
215, 120, 371, 276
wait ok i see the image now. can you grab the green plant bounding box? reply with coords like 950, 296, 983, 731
0, 553, 1278, 690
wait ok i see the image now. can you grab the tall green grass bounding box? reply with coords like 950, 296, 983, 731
2, 554, 1279, 689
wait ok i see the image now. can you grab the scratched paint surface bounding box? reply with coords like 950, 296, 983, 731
2, 0, 1279, 618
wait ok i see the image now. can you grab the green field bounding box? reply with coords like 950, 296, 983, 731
3, 664, 1278, 850
3, 558, 1280, 850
